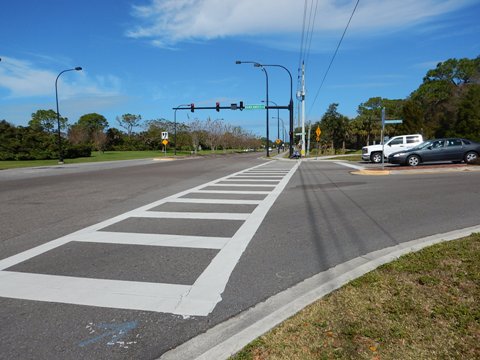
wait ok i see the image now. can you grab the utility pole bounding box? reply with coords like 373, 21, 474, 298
300, 62, 306, 157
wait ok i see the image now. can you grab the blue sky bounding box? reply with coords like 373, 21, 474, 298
1, 0, 479, 136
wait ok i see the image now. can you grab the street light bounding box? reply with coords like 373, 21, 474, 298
254, 63, 293, 157
236, 60, 270, 157
277, 117, 286, 143
173, 104, 190, 156
55, 66, 82, 164
262, 100, 280, 153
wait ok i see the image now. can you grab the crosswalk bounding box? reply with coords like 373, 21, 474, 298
0, 160, 299, 316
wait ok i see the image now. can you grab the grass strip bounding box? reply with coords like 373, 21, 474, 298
0, 150, 248, 170
232, 234, 480, 359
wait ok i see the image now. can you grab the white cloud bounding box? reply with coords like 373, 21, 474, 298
0, 56, 121, 100
126, 0, 476, 47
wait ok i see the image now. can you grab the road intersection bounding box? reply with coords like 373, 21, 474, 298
0, 160, 298, 317
1, 155, 479, 359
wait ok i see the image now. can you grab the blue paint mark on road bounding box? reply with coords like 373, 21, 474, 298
78, 321, 138, 347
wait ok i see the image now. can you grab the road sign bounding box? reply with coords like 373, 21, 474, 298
244, 104, 265, 110
384, 119, 403, 124
162, 139, 169, 146
161, 132, 168, 140
275, 139, 281, 144
315, 126, 321, 141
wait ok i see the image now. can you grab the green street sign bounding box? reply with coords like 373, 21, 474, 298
384, 119, 403, 124
244, 104, 265, 110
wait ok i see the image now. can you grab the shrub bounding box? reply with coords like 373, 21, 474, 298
63, 144, 92, 159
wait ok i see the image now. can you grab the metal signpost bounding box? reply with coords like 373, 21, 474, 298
381, 107, 403, 169
315, 125, 321, 159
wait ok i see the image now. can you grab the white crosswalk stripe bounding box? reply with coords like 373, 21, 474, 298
0, 160, 299, 316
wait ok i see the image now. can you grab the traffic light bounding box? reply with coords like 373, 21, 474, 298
216, 102, 220, 112
190, 103, 195, 112
239, 101, 244, 110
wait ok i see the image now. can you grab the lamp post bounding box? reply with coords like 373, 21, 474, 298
255, 63, 294, 157
277, 117, 286, 144
55, 66, 82, 164
262, 100, 280, 153
173, 104, 190, 156
235, 61, 270, 157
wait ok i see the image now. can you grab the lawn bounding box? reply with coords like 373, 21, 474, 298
231, 234, 480, 359
0, 149, 245, 170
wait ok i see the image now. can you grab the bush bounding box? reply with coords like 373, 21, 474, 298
0, 152, 16, 160
63, 144, 92, 159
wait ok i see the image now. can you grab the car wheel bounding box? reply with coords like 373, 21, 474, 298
464, 151, 478, 163
371, 152, 382, 163
407, 155, 420, 166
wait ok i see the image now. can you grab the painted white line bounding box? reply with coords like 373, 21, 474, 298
173, 161, 301, 316
193, 190, 270, 195
136, 211, 249, 221
160, 223, 480, 360
241, 170, 288, 172
0, 236, 73, 271
233, 175, 283, 178
206, 183, 275, 188
0, 160, 300, 315
242, 171, 289, 174
221, 179, 280, 183
334, 161, 365, 170
243, 168, 290, 171
71, 231, 230, 249
0, 161, 274, 272
168, 198, 262, 205
0, 271, 191, 313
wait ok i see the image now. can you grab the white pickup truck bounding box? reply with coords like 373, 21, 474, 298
362, 134, 424, 163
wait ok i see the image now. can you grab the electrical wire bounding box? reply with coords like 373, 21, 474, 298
305, 0, 319, 68
297, 0, 319, 94
297, 0, 309, 73
308, 0, 360, 116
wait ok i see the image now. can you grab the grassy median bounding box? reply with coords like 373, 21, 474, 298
232, 234, 480, 360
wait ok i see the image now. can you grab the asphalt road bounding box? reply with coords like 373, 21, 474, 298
1, 155, 479, 360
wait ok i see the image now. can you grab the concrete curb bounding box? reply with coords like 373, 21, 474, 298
159, 224, 480, 360
351, 169, 390, 176
351, 165, 480, 176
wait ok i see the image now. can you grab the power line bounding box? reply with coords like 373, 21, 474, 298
305, 0, 319, 68
308, 0, 360, 116
298, 0, 319, 94
297, 0, 309, 73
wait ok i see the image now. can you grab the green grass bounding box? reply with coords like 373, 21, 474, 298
331, 154, 363, 161
231, 234, 480, 360
0, 149, 247, 170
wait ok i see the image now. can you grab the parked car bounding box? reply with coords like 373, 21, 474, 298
387, 138, 480, 166
362, 134, 423, 163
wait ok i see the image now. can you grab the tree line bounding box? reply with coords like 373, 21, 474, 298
0, 111, 261, 160
1, 56, 479, 160
306, 56, 480, 153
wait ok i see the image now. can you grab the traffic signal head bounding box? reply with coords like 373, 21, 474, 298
239, 101, 244, 110
216, 102, 220, 112
190, 103, 195, 112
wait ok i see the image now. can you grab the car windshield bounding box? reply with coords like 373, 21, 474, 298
410, 141, 433, 150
